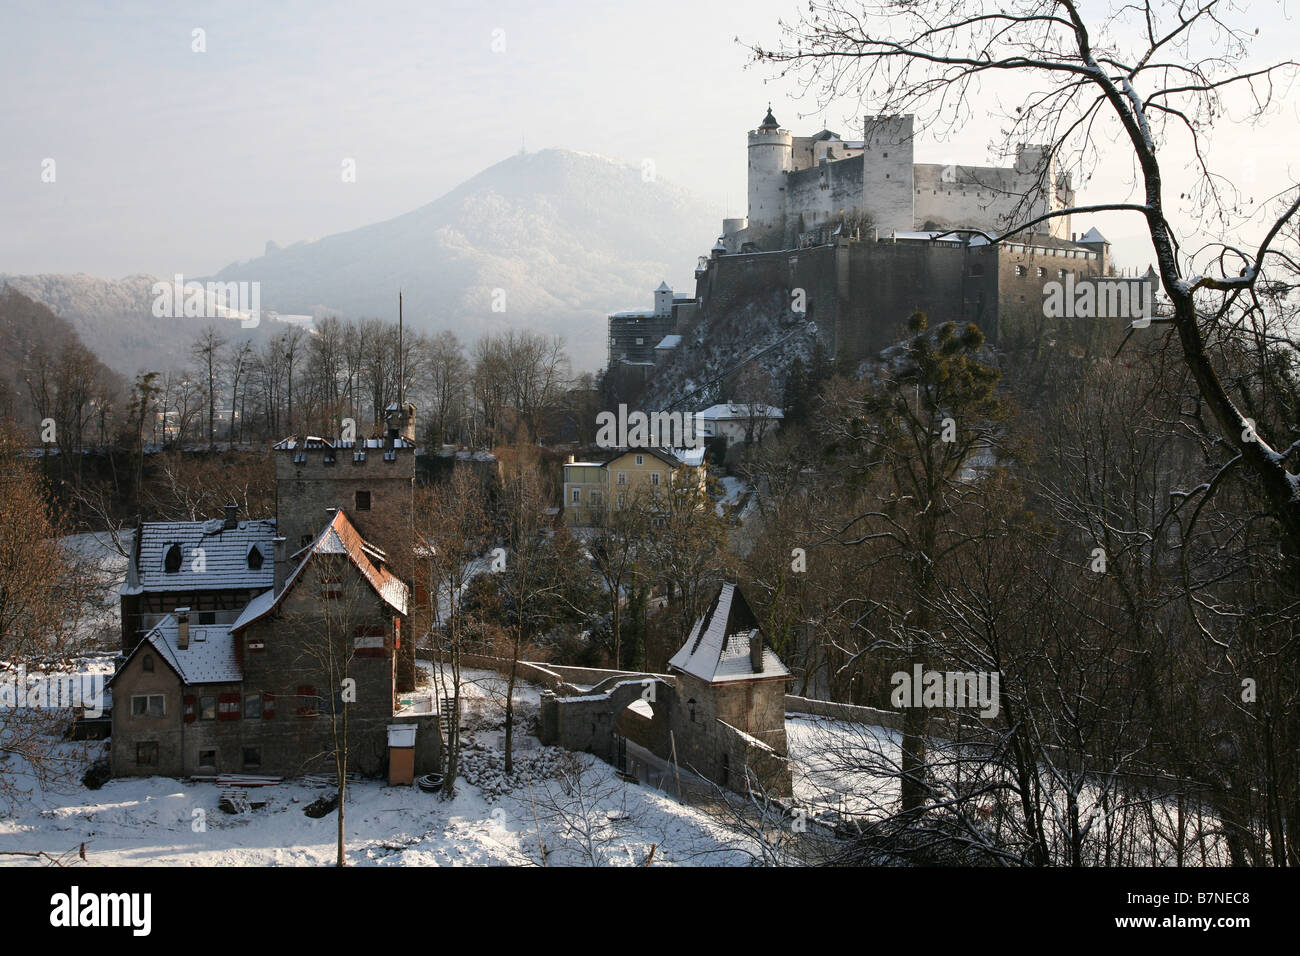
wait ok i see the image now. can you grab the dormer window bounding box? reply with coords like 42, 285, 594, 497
247, 545, 264, 571
164, 544, 182, 574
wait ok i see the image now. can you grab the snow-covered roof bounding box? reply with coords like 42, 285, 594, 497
668, 584, 790, 684
655, 334, 682, 350
656, 281, 672, 292
118, 613, 242, 686
273, 436, 416, 450
672, 447, 706, 467
697, 403, 785, 421
610, 310, 657, 319
128, 518, 277, 594
1078, 226, 1109, 244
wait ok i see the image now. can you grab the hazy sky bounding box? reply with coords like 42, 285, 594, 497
2, 0, 1297, 282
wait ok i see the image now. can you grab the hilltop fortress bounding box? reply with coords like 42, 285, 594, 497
726, 107, 1076, 252
609, 105, 1153, 400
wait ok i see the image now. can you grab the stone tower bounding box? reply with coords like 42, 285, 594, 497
861, 114, 915, 237
747, 105, 794, 244
272, 403, 417, 572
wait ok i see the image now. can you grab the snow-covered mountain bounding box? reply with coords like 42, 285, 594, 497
5, 150, 721, 375
213, 149, 720, 371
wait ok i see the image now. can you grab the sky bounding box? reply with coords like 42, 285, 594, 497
2, 0, 1297, 282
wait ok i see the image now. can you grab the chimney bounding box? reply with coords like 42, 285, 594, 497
749, 631, 763, 674
273, 536, 289, 594
176, 608, 190, 650
223, 502, 238, 530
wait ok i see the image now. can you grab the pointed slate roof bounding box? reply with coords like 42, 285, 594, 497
668, 583, 790, 683
1078, 226, 1109, 244
759, 105, 780, 130
231, 509, 407, 632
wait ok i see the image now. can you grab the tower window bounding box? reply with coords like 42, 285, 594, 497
163, 543, 182, 574
355, 491, 371, 511
247, 545, 264, 570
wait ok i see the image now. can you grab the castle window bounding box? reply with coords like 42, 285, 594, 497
199, 696, 216, 720
164, 543, 182, 574
293, 452, 307, 464
323, 451, 336, 465
1058, 269, 1068, 279
1015, 265, 1027, 277
198, 749, 216, 768
1038, 267, 1048, 278
247, 545, 264, 571
355, 490, 371, 511
383, 449, 397, 462
353, 451, 366, 464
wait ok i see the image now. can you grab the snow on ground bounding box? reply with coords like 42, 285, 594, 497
0, 662, 753, 867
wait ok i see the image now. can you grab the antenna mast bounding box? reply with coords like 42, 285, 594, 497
398, 290, 404, 406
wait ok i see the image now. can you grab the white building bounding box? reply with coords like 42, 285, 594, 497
695, 403, 784, 447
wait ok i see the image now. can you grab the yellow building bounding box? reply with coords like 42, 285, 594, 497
562, 447, 706, 527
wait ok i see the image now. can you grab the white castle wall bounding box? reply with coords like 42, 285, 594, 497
731, 110, 1076, 248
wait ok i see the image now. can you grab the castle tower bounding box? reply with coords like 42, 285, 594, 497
654, 281, 673, 317
861, 114, 915, 237
747, 105, 794, 243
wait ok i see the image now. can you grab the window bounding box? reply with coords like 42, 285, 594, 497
1058, 269, 1068, 279
319, 575, 343, 599
1038, 266, 1048, 278
198, 749, 216, 768
635, 337, 644, 345
651, 472, 660, 486
635, 454, 644, 466
244, 694, 262, 719
261, 693, 276, 719
136, 741, 159, 766
142, 654, 154, 673
616, 472, 627, 486
355, 490, 371, 511
322, 451, 336, 465
353, 450, 367, 464
688, 698, 696, 722
571, 488, 581, 504
242, 747, 261, 769
198, 611, 216, 625
199, 696, 217, 721
297, 685, 319, 717
1015, 265, 1027, 277
618, 492, 628, 509
247, 545, 264, 571
590, 491, 601, 509
164, 544, 182, 574
131, 694, 165, 718
293, 452, 307, 464
214, 695, 239, 721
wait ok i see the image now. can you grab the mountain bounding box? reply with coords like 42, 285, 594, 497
0, 273, 263, 378
4, 149, 721, 376
213, 149, 721, 371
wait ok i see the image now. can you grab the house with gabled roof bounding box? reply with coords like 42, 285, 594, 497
562, 445, 708, 528
111, 404, 439, 780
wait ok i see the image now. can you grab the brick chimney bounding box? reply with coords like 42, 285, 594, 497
273, 536, 289, 594
749, 631, 763, 674
176, 608, 190, 650
223, 502, 238, 530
